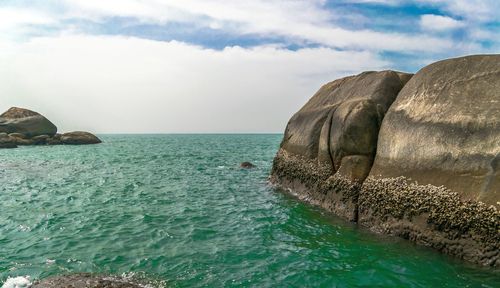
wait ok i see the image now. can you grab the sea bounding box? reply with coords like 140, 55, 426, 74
0, 134, 498, 287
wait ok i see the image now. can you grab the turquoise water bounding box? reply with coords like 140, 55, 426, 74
0, 134, 498, 287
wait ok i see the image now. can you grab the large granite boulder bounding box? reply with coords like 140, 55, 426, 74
271, 54, 499, 266
359, 55, 500, 266
0, 107, 57, 137
271, 70, 412, 220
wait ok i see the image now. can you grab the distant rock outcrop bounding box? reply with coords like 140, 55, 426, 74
0, 107, 57, 137
61, 131, 102, 145
0, 107, 101, 148
271, 55, 500, 266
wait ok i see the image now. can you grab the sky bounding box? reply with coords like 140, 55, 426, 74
0, 0, 498, 133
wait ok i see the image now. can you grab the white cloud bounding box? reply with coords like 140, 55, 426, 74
418, 0, 500, 22
0, 7, 55, 30
61, 0, 454, 53
62, 0, 196, 24
347, 0, 499, 22
420, 14, 465, 31
0, 35, 389, 133
343, 0, 401, 5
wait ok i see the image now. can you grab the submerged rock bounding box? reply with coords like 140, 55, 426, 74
61, 131, 102, 145
31, 273, 145, 288
270, 54, 500, 266
0, 107, 57, 137
240, 162, 256, 168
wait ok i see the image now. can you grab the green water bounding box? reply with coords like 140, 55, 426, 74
0, 135, 498, 287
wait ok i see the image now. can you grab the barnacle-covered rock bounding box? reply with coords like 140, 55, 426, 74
271, 70, 411, 220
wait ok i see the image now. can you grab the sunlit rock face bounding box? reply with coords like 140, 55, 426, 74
368, 55, 499, 206
271, 70, 411, 221
271, 54, 500, 266
360, 55, 500, 267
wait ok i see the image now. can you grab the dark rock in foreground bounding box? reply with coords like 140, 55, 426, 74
271, 55, 500, 266
0, 107, 101, 148
32, 273, 145, 288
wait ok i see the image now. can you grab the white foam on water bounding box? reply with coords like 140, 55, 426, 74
17, 225, 31, 232
45, 259, 55, 265
1, 276, 31, 288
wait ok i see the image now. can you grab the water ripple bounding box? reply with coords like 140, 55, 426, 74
1, 135, 498, 287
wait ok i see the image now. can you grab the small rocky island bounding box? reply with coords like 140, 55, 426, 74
271, 55, 499, 266
0, 107, 101, 148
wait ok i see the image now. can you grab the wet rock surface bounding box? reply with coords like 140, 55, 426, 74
31, 273, 148, 288
270, 55, 500, 266
0, 107, 101, 148
360, 177, 499, 266
240, 161, 256, 168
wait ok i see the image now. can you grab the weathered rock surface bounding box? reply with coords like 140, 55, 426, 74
368, 55, 499, 206
0, 133, 17, 148
359, 55, 500, 266
8, 132, 26, 139
32, 273, 145, 288
0, 107, 57, 137
270, 55, 500, 266
47, 133, 62, 145
272, 70, 411, 220
0, 107, 101, 148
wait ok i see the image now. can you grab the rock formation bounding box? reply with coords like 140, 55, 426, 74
272, 70, 412, 220
271, 55, 499, 266
0, 107, 57, 137
61, 131, 102, 145
0, 107, 101, 148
